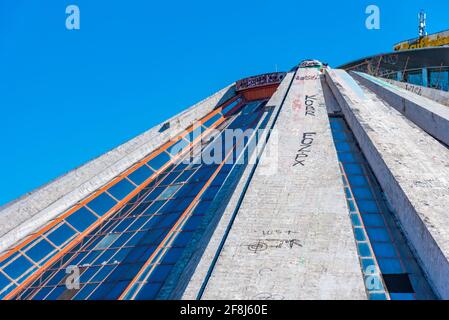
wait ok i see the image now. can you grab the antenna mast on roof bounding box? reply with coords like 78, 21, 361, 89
418, 10, 427, 38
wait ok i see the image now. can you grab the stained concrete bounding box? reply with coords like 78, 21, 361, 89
382, 77, 449, 107
199, 68, 366, 300
0, 85, 236, 255
352, 72, 449, 146
327, 69, 449, 299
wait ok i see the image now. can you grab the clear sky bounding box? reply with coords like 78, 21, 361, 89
1, 0, 448, 206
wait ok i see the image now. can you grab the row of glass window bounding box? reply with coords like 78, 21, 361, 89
0, 97, 242, 299
18, 99, 269, 300
330, 117, 434, 301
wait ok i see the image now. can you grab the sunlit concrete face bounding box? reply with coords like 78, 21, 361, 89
0, 62, 448, 300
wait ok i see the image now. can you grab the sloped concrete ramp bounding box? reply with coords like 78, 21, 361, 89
199, 68, 366, 300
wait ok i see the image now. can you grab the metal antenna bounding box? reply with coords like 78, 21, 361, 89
418, 10, 427, 38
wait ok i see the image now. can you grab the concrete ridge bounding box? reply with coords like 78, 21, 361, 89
352, 72, 449, 146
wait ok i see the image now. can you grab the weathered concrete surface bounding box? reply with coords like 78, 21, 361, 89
200, 68, 366, 300
0, 85, 236, 255
352, 72, 449, 146
181, 72, 296, 300
382, 77, 449, 107
327, 69, 449, 299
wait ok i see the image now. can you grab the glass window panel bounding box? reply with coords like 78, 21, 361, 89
182, 215, 203, 231
147, 152, 171, 171
366, 228, 391, 242
332, 131, 350, 141
93, 234, 121, 250
338, 152, 358, 163
347, 200, 357, 213
151, 264, 173, 283
161, 247, 184, 264
344, 188, 352, 199
222, 99, 241, 115
113, 217, 138, 233
113, 233, 134, 247
0, 283, 17, 300
0, 252, 19, 270
356, 200, 380, 213
211, 173, 228, 187
378, 258, 404, 274
350, 214, 362, 227
158, 213, 181, 229
171, 232, 194, 248
66, 207, 98, 233
135, 282, 162, 300
372, 243, 398, 258
146, 187, 165, 202
91, 265, 115, 283
73, 283, 97, 300
31, 286, 53, 300
347, 175, 369, 187
186, 183, 206, 197
174, 195, 196, 213
107, 179, 135, 201
3, 254, 34, 280
95, 249, 117, 265
354, 228, 366, 241
369, 293, 387, 300
159, 171, 180, 186
202, 185, 220, 200
45, 285, 66, 300
335, 142, 352, 152
361, 258, 376, 273
86, 193, 117, 216
80, 266, 101, 283
406, 71, 423, 86
357, 243, 372, 258
429, 69, 449, 91
46, 222, 77, 247
158, 185, 182, 201
174, 171, 195, 185
329, 120, 345, 131
66, 251, 87, 267
203, 113, 222, 128
389, 293, 415, 301
362, 214, 386, 228
0, 271, 11, 292
128, 165, 154, 185
344, 164, 364, 175
24, 239, 56, 263
351, 187, 374, 200
79, 250, 102, 265
118, 247, 146, 265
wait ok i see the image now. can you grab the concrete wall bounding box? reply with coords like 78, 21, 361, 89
327, 69, 449, 299
199, 68, 366, 300
382, 77, 449, 107
352, 72, 449, 147
0, 84, 236, 255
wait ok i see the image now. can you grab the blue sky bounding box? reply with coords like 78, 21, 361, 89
0, 0, 448, 205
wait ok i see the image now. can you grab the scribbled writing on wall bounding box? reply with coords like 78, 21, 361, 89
293, 132, 317, 167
